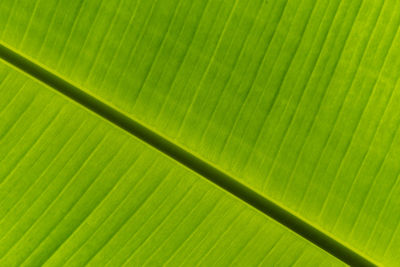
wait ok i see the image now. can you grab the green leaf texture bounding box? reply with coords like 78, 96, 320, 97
1, 0, 400, 265
0, 63, 343, 266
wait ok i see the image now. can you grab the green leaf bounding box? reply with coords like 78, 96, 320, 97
0, 63, 342, 266
1, 0, 399, 265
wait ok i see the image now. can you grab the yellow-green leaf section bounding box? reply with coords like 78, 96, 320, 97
0, 63, 343, 266
1, 0, 400, 265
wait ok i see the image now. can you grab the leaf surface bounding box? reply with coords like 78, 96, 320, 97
1, 0, 399, 265
0, 63, 344, 266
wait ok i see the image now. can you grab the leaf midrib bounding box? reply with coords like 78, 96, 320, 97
0, 42, 377, 267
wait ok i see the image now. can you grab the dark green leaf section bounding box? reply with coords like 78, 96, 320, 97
0, 63, 344, 266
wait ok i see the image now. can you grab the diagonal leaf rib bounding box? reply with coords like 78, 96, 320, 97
0, 42, 377, 267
